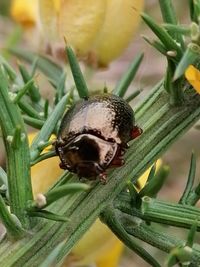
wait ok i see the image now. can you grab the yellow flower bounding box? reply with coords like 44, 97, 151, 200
39, 0, 144, 66
10, 0, 39, 28
29, 132, 160, 267
136, 160, 162, 191
68, 219, 123, 267
11, 0, 143, 66
29, 133, 63, 196
39, 0, 107, 57
90, 0, 144, 67
185, 65, 200, 94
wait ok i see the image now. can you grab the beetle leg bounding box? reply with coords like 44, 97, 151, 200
122, 143, 129, 149
110, 157, 125, 167
54, 139, 66, 148
59, 162, 67, 170
99, 172, 107, 184
79, 176, 88, 183
131, 126, 143, 139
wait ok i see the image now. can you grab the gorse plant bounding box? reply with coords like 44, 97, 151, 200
1, 1, 200, 266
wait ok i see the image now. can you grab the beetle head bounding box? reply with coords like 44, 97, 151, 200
56, 134, 118, 178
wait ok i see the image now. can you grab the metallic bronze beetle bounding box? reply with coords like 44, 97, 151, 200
55, 94, 142, 183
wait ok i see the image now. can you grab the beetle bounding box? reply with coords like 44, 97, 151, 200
55, 94, 142, 183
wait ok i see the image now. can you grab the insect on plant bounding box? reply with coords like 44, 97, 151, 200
55, 94, 142, 183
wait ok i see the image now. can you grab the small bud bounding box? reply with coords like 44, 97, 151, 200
6, 135, 13, 144
39, 112, 44, 117
8, 92, 17, 102
190, 22, 200, 42
167, 50, 177, 57
10, 214, 22, 228
38, 141, 45, 148
35, 193, 47, 208
21, 133, 26, 142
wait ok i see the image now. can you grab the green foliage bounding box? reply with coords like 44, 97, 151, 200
0, 0, 10, 16
0, 1, 200, 267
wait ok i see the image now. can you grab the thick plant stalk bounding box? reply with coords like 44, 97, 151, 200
0, 69, 33, 229
0, 83, 200, 266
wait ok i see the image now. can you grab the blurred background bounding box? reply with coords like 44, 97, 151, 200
0, 0, 199, 266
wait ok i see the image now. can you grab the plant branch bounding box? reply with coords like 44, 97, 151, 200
119, 212, 200, 267
0, 81, 200, 266
101, 206, 162, 267
0, 195, 25, 239
0, 68, 33, 229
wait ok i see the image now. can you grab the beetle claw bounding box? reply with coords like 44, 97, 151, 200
79, 176, 88, 183
54, 139, 66, 147
111, 157, 125, 167
59, 162, 67, 169
122, 143, 129, 149
99, 172, 107, 184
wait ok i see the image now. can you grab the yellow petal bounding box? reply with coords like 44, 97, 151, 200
10, 0, 38, 28
91, 0, 144, 66
185, 65, 200, 94
28, 132, 63, 196
96, 238, 123, 267
136, 159, 162, 191
31, 156, 63, 196
70, 219, 123, 267
39, 0, 107, 55
38, 0, 143, 65
52, 0, 61, 13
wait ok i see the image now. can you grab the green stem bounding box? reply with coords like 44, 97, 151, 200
28, 183, 90, 210
159, 0, 185, 48
13, 80, 34, 104
66, 46, 89, 99
103, 204, 200, 266
174, 43, 200, 81
101, 206, 162, 267
125, 89, 141, 103
1, 83, 200, 266
0, 69, 33, 229
122, 214, 200, 267
116, 193, 200, 230
163, 24, 190, 35
183, 184, 200, 206
23, 116, 45, 129
165, 59, 185, 105
0, 195, 25, 239
30, 151, 56, 166
179, 152, 196, 204
141, 12, 183, 60
18, 64, 41, 103
18, 100, 43, 119
141, 197, 200, 230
